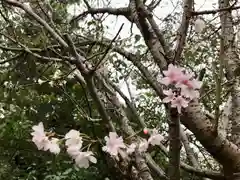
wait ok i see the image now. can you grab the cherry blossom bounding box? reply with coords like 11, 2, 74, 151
163, 89, 176, 103
75, 151, 97, 168
31, 123, 98, 169
48, 138, 61, 154
67, 144, 83, 158
171, 96, 189, 113
31, 122, 50, 151
102, 132, 126, 156
176, 77, 202, 99
160, 64, 184, 86
148, 129, 164, 146
126, 143, 136, 154
181, 87, 200, 100
190, 79, 202, 89
160, 64, 201, 113
176, 75, 202, 90
176, 73, 192, 87
65, 129, 83, 147
65, 129, 80, 139
138, 139, 148, 153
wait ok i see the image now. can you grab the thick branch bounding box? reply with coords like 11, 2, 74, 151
218, 0, 240, 157
168, 110, 181, 180
130, 0, 167, 70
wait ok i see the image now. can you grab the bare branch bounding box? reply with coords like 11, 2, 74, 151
192, 5, 240, 16
147, 0, 162, 11
173, 0, 193, 64
91, 23, 124, 73
180, 128, 199, 168
70, 7, 129, 23
157, 141, 225, 179
4, 0, 68, 47
130, 0, 168, 70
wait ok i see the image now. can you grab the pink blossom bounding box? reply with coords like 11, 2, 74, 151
138, 139, 148, 153
75, 151, 97, 168
65, 129, 83, 147
102, 132, 126, 156
160, 64, 184, 85
48, 138, 61, 154
171, 96, 189, 113
181, 86, 200, 100
176, 75, 202, 90
190, 79, 202, 89
67, 145, 82, 158
148, 129, 164, 146
31, 122, 50, 151
126, 143, 136, 154
176, 73, 193, 88
163, 89, 176, 103
176, 77, 202, 99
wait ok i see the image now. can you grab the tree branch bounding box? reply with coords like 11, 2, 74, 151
70, 7, 129, 23
168, 110, 181, 180
173, 0, 193, 64
192, 5, 240, 16
4, 0, 68, 48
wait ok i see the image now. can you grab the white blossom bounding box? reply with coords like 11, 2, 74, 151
102, 132, 126, 156
75, 151, 97, 168
67, 144, 82, 158
48, 138, 61, 154
126, 143, 136, 154
148, 129, 164, 146
31, 122, 50, 151
194, 18, 205, 33
37, 79, 45, 85
65, 129, 83, 147
138, 139, 148, 153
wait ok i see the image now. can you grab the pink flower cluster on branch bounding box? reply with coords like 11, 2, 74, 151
65, 129, 97, 168
102, 129, 164, 158
31, 122, 97, 169
31, 122, 60, 154
160, 64, 202, 113
31, 127, 165, 167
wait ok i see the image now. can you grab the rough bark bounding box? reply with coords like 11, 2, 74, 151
182, 100, 240, 173
218, 0, 240, 177
218, 0, 240, 149
168, 109, 181, 180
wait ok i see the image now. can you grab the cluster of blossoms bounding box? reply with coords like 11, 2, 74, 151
65, 130, 97, 168
31, 122, 164, 168
31, 122, 96, 168
102, 128, 164, 159
160, 64, 202, 113
31, 122, 60, 154
31, 64, 200, 169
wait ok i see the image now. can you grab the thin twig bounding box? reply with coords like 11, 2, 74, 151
91, 23, 124, 73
